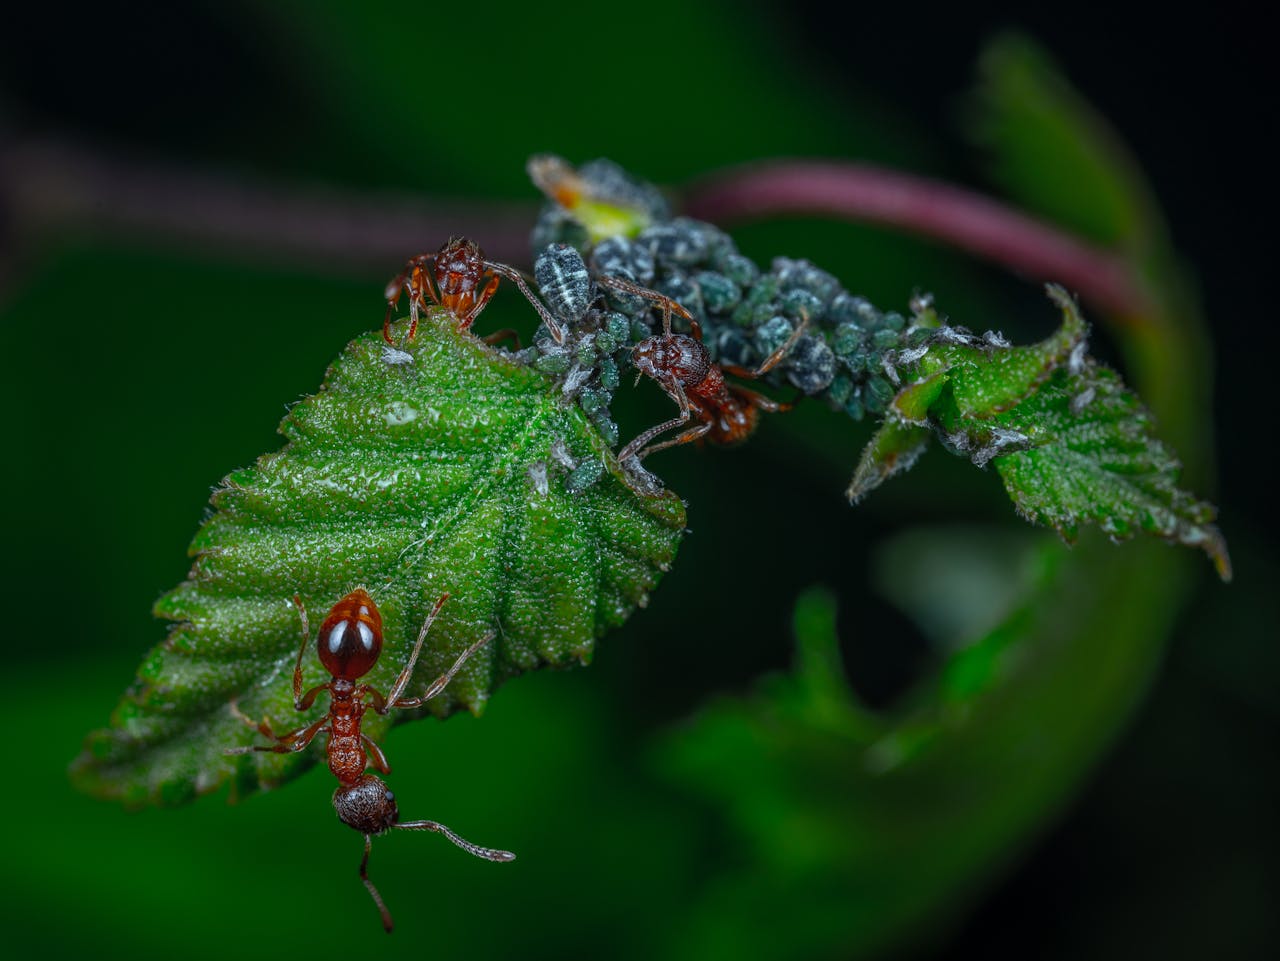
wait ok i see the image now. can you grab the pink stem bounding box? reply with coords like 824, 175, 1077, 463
1, 139, 536, 273
684, 161, 1152, 318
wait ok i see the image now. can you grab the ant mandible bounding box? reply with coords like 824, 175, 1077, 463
226, 588, 513, 933
618, 304, 808, 463
384, 237, 567, 346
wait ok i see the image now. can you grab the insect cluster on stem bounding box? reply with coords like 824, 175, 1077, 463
519, 157, 965, 478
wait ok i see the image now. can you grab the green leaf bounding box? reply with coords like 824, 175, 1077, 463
72, 312, 685, 806
844, 420, 932, 503
850, 287, 1228, 578
930, 285, 1086, 417
981, 363, 1229, 577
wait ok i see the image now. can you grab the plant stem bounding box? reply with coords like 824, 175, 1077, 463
683, 161, 1152, 318
0, 139, 536, 276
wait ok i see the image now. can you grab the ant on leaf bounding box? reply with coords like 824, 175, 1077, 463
226, 588, 513, 933
384, 237, 567, 346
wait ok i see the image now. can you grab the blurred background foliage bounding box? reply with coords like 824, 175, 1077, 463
1, 1, 1274, 959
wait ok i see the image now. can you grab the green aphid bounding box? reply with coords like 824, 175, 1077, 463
833, 322, 864, 357
755, 315, 795, 356
534, 351, 571, 374
590, 410, 620, 448
599, 356, 620, 390
732, 276, 781, 327
780, 288, 823, 321
565, 456, 605, 494
828, 372, 854, 406
579, 387, 608, 414
717, 252, 760, 287
606, 312, 631, 345
864, 375, 895, 413
695, 271, 742, 314
872, 328, 901, 350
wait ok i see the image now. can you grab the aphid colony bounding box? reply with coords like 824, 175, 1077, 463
379, 159, 979, 491
523, 159, 947, 455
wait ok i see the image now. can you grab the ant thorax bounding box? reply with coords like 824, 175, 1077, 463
633, 333, 711, 388
434, 238, 485, 298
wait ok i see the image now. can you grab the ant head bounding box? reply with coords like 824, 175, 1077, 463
632, 333, 709, 388
435, 237, 484, 292
631, 336, 664, 381
334, 774, 399, 834
317, 589, 384, 680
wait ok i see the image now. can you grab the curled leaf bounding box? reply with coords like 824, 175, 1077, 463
849, 287, 1228, 578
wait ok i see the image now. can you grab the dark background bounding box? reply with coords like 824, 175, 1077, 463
1, 2, 1274, 958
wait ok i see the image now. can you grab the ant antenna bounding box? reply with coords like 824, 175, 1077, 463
395, 820, 517, 862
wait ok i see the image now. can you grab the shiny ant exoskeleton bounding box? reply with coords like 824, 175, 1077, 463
226, 588, 513, 933
618, 308, 808, 463
383, 236, 567, 346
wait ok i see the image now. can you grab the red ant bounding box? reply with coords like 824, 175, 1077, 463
618, 307, 808, 463
226, 588, 513, 933
383, 237, 566, 346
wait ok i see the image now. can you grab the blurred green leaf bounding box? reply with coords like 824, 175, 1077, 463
968, 33, 1210, 467
968, 34, 1162, 249
659, 531, 1191, 960
72, 312, 684, 806
653, 32, 1226, 961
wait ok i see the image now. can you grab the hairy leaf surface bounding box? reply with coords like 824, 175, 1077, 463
73, 313, 685, 806
850, 287, 1228, 577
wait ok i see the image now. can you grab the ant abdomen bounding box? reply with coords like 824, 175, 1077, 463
335, 774, 400, 835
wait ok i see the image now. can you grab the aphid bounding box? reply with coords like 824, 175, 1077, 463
384, 236, 567, 345
226, 588, 513, 933
619, 305, 807, 463
533, 242, 693, 337
534, 243, 593, 325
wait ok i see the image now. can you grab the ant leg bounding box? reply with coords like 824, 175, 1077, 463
289, 595, 312, 707
224, 713, 328, 756
363, 735, 391, 775
486, 261, 567, 345
617, 377, 693, 463
383, 254, 437, 343
723, 317, 811, 380
635, 419, 714, 460
227, 697, 324, 739
359, 834, 395, 934
381, 593, 450, 710
481, 328, 521, 350
227, 698, 280, 740
727, 383, 794, 414
391, 632, 494, 709
456, 273, 501, 332
596, 276, 693, 336
394, 819, 516, 862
